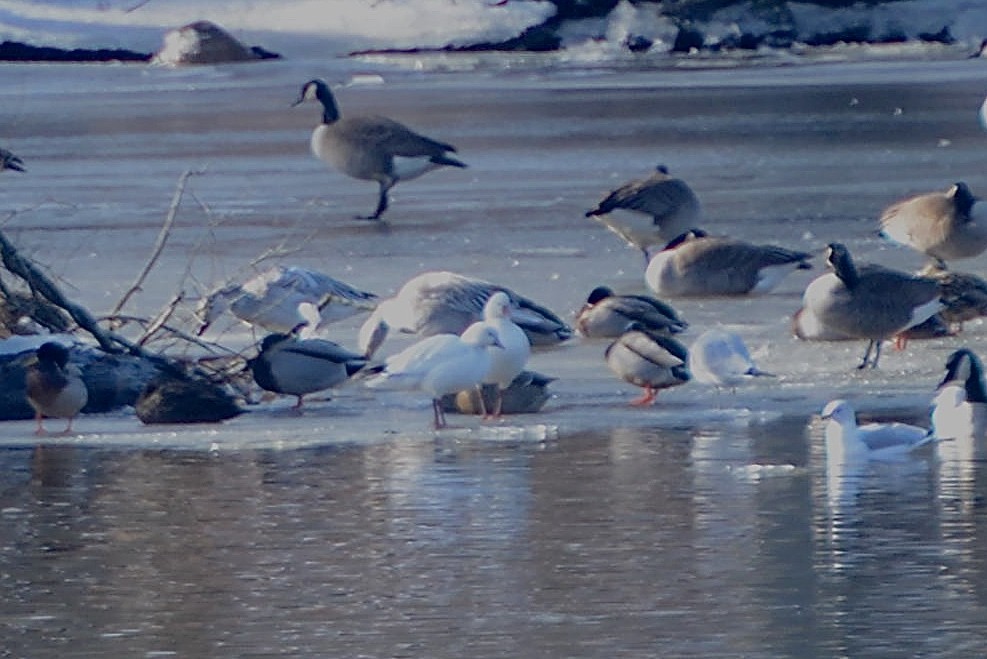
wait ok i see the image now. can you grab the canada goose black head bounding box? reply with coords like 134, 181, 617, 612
585, 286, 615, 305
939, 348, 987, 403
950, 182, 978, 219
662, 228, 708, 251
292, 79, 339, 124
36, 341, 70, 369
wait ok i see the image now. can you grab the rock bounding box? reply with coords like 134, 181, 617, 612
135, 373, 242, 425
151, 21, 280, 66
0, 40, 149, 62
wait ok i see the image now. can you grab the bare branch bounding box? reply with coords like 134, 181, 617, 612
110, 169, 200, 319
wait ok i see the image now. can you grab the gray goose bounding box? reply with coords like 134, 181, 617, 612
801, 243, 941, 369
292, 79, 467, 220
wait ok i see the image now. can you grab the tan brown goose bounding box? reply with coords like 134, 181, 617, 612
878, 182, 987, 268
586, 165, 701, 261
292, 79, 467, 220
801, 243, 941, 369
645, 229, 813, 298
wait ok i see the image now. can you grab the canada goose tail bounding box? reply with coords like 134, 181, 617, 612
431, 153, 468, 169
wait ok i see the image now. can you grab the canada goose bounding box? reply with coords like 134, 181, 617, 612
478, 291, 531, 417
878, 182, 987, 268
575, 286, 686, 338
441, 370, 556, 416
645, 229, 813, 298
364, 323, 504, 429
585, 165, 701, 261
196, 265, 378, 336
917, 263, 987, 332
357, 270, 571, 358
802, 243, 941, 369
0, 148, 24, 173
248, 333, 367, 409
687, 329, 772, 391
24, 342, 88, 435
932, 348, 987, 441
605, 322, 690, 405
792, 306, 952, 345
292, 78, 467, 220
821, 399, 935, 463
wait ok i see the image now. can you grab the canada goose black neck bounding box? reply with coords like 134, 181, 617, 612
827, 243, 859, 289
302, 79, 339, 125
37, 341, 70, 369
663, 228, 707, 251
952, 181, 977, 218
940, 348, 987, 403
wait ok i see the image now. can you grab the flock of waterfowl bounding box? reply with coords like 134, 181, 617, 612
5, 76, 987, 453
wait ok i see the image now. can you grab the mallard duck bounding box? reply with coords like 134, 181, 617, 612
135, 373, 242, 424
292, 78, 467, 220
645, 229, 812, 297
917, 263, 987, 332
801, 243, 941, 368
575, 286, 686, 338
441, 370, 556, 416
249, 333, 367, 409
24, 342, 88, 435
605, 322, 690, 405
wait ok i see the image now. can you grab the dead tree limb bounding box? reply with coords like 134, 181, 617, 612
111, 169, 199, 319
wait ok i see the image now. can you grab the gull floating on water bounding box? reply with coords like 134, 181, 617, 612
358, 270, 571, 358
364, 322, 503, 429
821, 399, 935, 463
687, 329, 772, 391
196, 265, 378, 336
292, 78, 467, 220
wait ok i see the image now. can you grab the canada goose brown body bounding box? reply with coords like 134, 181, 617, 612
802, 243, 941, 368
293, 79, 466, 220
586, 165, 701, 258
645, 230, 812, 297
879, 182, 987, 266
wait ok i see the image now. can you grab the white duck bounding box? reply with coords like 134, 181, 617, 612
358, 271, 571, 358
364, 322, 503, 429
478, 291, 531, 416
196, 265, 378, 336
687, 329, 772, 392
821, 399, 935, 463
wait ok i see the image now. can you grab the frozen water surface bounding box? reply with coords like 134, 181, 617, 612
1, 53, 987, 656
